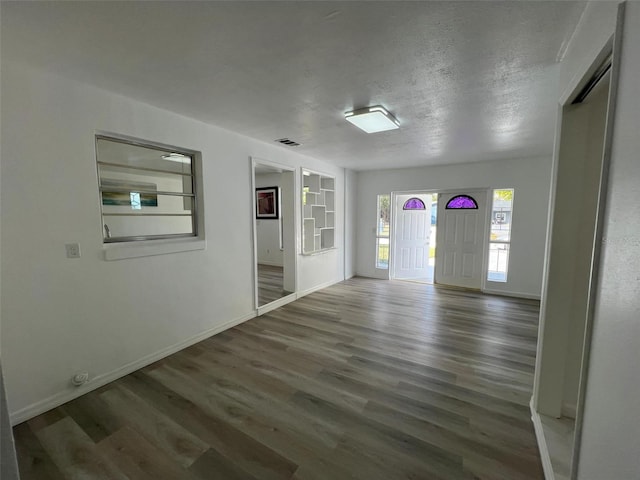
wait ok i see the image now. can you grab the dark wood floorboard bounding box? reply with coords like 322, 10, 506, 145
14, 277, 544, 479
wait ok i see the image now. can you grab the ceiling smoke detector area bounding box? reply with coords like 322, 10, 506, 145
345, 105, 400, 133
276, 138, 301, 147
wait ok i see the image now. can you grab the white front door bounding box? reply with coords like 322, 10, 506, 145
435, 191, 488, 289
392, 194, 432, 280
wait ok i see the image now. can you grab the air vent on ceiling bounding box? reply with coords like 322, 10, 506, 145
276, 138, 301, 147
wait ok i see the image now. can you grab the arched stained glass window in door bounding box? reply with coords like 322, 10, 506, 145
403, 197, 426, 210
445, 194, 478, 209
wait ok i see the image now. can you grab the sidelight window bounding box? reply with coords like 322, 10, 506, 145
376, 194, 391, 268
487, 189, 514, 282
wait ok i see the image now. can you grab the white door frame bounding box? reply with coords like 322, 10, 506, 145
250, 157, 298, 315
389, 188, 491, 288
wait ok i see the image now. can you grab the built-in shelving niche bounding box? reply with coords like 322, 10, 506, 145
302, 169, 335, 254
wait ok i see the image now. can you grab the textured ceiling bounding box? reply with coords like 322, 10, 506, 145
1, 1, 586, 171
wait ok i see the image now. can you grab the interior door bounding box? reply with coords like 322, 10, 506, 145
435, 190, 488, 289
392, 194, 431, 280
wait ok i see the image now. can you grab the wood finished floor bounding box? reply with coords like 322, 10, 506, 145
14, 277, 544, 480
258, 264, 287, 306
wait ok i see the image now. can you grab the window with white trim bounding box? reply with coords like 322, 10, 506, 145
487, 188, 514, 282
97, 135, 198, 243
375, 194, 390, 268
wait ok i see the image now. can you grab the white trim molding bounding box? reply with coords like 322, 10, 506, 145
296, 279, 340, 299
483, 288, 541, 300
257, 293, 297, 316
531, 397, 555, 480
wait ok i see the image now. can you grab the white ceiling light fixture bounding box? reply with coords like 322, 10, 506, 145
344, 105, 400, 133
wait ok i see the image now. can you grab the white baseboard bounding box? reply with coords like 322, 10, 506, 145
531, 397, 555, 480
257, 293, 297, 316
353, 272, 389, 280
483, 288, 541, 300
9, 311, 256, 425
561, 402, 577, 419
296, 279, 339, 299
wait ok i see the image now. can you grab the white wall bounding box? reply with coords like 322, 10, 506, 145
0, 34, 20, 475
577, 3, 640, 478
356, 156, 552, 298
344, 169, 357, 279
0, 62, 345, 421
255, 173, 284, 267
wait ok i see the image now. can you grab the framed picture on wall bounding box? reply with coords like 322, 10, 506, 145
255, 186, 279, 219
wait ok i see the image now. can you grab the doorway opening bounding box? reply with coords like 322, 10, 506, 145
391, 192, 438, 283
252, 159, 296, 313
532, 40, 616, 480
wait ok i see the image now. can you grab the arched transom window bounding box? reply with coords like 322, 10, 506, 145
403, 197, 426, 210
445, 195, 478, 209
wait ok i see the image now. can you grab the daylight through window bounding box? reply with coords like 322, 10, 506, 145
487, 189, 514, 282
376, 194, 391, 269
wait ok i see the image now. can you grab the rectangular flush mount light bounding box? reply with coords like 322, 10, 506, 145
345, 105, 400, 133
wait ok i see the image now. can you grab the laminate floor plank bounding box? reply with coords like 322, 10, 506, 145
13, 423, 66, 480
188, 448, 260, 480
97, 426, 197, 480
185, 339, 370, 413
59, 392, 125, 444
363, 401, 540, 478
15, 277, 544, 479
98, 386, 209, 468
35, 417, 127, 480
146, 364, 339, 466
156, 358, 348, 448
119, 372, 297, 480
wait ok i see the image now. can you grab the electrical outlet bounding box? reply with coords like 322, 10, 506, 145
71, 372, 89, 386
65, 243, 81, 258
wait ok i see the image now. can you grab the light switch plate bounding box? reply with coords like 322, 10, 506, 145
65, 243, 81, 258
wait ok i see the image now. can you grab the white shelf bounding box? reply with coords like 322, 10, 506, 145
321, 229, 334, 250
303, 218, 316, 254
321, 177, 334, 190
304, 173, 321, 194
302, 169, 335, 253
311, 205, 326, 227
326, 211, 335, 228
303, 204, 312, 218
325, 190, 335, 211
